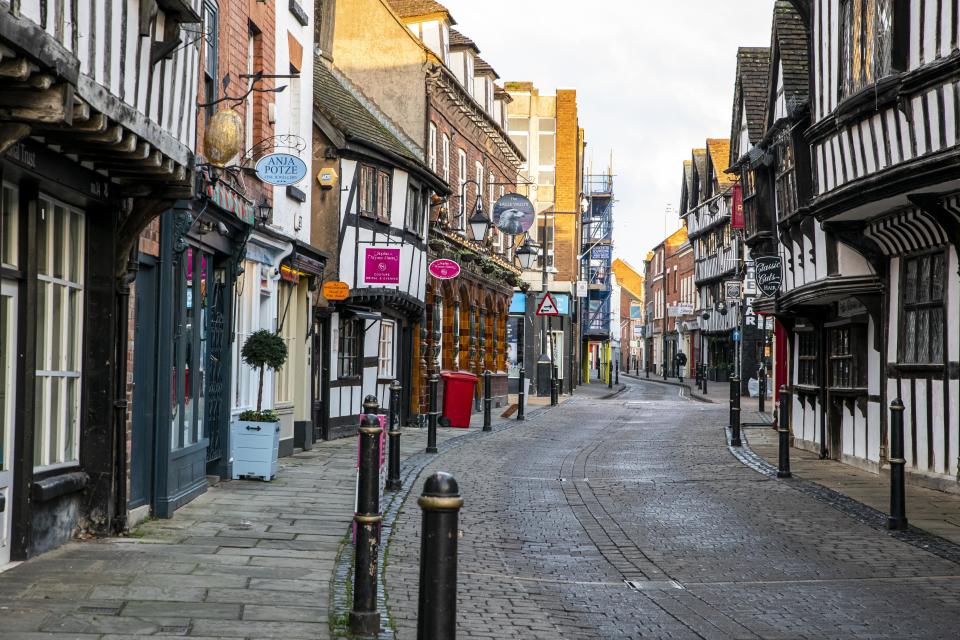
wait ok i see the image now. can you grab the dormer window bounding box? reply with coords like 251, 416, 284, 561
838, 0, 894, 98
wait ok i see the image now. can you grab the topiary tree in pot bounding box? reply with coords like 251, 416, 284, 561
239, 329, 288, 422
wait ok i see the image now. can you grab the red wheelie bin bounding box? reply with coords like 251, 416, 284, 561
440, 371, 478, 428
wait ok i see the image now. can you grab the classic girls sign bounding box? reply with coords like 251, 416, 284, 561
255, 153, 308, 186
363, 248, 401, 285
428, 259, 461, 280
754, 256, 784, 297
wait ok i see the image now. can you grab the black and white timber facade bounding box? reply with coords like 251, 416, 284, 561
734, 0, 960, 488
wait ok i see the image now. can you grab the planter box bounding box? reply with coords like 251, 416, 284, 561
231, 420, 280, 481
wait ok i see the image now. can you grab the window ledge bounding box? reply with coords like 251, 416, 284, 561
32, 471, 89, 503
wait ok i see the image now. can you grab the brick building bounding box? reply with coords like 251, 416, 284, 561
612, 259, 644, 373
644, 227, 696, 378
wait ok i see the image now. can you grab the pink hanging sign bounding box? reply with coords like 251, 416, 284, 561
428, 259, 461, 280
363, 247, 401, 285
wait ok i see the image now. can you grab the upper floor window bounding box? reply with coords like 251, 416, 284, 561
203, 1, 219, 122
428, 123, 438, 173
775, 142, 798, 221
405, 184, 424, 237
538, 118, 556, 186
900, 251, 946, 365
457, 149, 467, 224
508, 117, 529, 160
839, 0, 894, 98
359, 164, 391, 221
442, 134, 451, 183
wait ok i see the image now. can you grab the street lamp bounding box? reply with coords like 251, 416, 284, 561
467, 197, 491, 243
580, 194, 589, 214
515, 236, 539, 270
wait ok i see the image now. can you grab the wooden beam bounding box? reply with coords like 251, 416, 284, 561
0, 123, 31, 155
0, 83, 73, 124
0, 57, 32, 81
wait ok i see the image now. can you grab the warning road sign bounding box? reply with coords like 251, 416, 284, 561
536, 293, 560, 316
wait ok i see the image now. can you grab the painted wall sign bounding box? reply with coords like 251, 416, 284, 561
363, 248, 401, 285
322, 281, 350, 301
492, 193, 536, 235
428, 259, 461, 280
255, 153, 308, 186
754, 256, 784, 297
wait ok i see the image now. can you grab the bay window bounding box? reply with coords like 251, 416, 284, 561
839, 0, 895, 98
900, 251, 946, 365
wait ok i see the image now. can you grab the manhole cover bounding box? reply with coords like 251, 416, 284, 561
625, 580, 684, 591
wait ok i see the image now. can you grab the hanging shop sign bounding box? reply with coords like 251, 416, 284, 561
363, 247, 401, 285
724, 279, 743, 301
322, 281, 350, 301
255, 153, 308, 186
428, 258, 461, 280
744, 260, 758, 295
731, 183, 745, 229
754, 256, 784, 297
492, 193, 536, 235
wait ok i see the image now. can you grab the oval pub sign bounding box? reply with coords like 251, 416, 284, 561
255, 153, 308, 186
428, 259, 461, 280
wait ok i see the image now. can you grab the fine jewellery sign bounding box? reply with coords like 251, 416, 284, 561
255, 153, 308, 186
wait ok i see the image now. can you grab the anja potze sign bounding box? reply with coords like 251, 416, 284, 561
255, 153, 308, 186
754, 256, 784, 297
363, 247, 401, 285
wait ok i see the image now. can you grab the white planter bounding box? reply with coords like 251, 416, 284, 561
231, 420, 280, 481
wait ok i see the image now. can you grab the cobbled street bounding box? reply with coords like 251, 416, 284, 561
384, 378, 960, 639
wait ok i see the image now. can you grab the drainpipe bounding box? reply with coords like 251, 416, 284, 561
113, 248, 139, 533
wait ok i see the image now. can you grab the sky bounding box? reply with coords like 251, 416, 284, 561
442, 0, 774, 270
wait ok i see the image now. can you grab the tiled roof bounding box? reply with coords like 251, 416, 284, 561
682, 160, 693, 210
770, 0, 810, 120
474, 56, 499, 79
387, 0, 454, 21
313, 62, 419, 164
692, 148, 707, 204
732, 47, 770, 153
706, 138, 736, 188
449, 29, 479, 52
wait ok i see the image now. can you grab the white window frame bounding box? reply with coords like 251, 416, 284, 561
34, 196, 85, 469
378, 320, 396, 377
428, 122, 438, 173
457, 149, 467, 225
475, 162, 484, 209
442, 134, 450, 183
274, 281, 297, 406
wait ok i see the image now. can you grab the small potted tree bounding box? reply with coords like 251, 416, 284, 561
231, 330, 288, 481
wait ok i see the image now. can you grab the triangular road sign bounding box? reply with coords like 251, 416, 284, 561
536, 293, 560, 316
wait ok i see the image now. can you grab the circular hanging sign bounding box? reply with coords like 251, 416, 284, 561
322, 281, 350, 301
428, 259, 461, 280
492, 193, 536, 236
255, 153, 308, 186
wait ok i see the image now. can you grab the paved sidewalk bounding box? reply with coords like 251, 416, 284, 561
747, 426, 960, 545
625, 373, 773, 424
0, 424, 464, 639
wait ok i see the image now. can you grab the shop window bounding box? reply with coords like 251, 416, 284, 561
829, 324, 866, 388
839, 0, 894, 98
171, 248, 209, 450
275, 282, 297, 405
378, 320, 395, 378
1, 183, 17, 268
797, 331, 817, 386
900, 251, 946, 365
452, 303, 461, 369
432, 297, 443, 368
338, 317, 361, 378
34, 198, 84, 467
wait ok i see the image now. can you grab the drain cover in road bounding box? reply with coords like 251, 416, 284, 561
624, 580, 685, 591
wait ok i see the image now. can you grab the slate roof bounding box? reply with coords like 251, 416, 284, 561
313, 62, 419, 164
692, 149, 707, 206
682, 160, 693, 212
731, 47, 770, 159
706, 138, 736, 189
769, 0, 810, 122
474, 56, 499, 79
387, 0, 454, 22
449, 29, 479, 52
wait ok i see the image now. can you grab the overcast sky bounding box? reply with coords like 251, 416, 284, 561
442, 0, 774, 270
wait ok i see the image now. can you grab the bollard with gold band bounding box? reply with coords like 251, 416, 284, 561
517, 367, 526, 421
417, 472, 463, 640
349, 404, 383, 636
888, 399, 908, 530
426, 374, 439, 454
387, 380, 402, 491
482, 370, 492, 431
730, 376, 742, 447
777, 385, 792, 478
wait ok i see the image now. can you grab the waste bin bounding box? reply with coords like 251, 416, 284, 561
440, 371, 478, 428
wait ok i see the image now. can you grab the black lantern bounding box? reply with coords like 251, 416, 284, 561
257, 197, 273, 224
515, 236, 538, 270
468, 198, 491, 242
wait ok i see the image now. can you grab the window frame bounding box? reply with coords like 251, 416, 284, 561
359, 163, 392, 222
337, 316, 362, 379
378, 319, 396, 378
838, 0, 895, 99
442, 134, 451, 183
202, 0, 219, 122
428, 122, 438, 173
796, 331, 818, 387
827, 319, 868, 389
898, 249, 947, 367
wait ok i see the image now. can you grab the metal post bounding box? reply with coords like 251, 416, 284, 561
777, 385, 792, 478
729, 376, 741, 447
608, 358, 613, 389
417, 472, 463, 640
888, 399, 908, 530
759, 366, 766, 414
517, 367, 526, 421
551, 365, 559, 406
426, 374, 439, 454
350, 411, 383, 636
702, 363, 708, 394
386, 381, 402, 491
482, 370, 492, 431
615, 359, 619, 384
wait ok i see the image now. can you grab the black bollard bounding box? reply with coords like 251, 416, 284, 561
730, 376, 741, 447
350, 411, 383, 636
482, 370, 492, 431
702, 366, 708, 394
777, 385, 792, 478
417, 472, 463, 640
608, 360, 614, 389
759, 367, 766, 414
662, 362, 667, 380
386, 380, 402, 491
551, 365, 559, 406
426, 374, 439, 454
645, 362, 650, 379
888, 399, 908, 530
517, 367, 526, 421
615, 360, 620, 384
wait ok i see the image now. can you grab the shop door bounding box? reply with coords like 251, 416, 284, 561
130, 262, 158, 510
312, 315, 330, 440
1, 281, 17, 567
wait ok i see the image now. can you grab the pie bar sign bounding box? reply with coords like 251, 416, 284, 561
363, 248, 401, 285
754, 256, 783, 297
